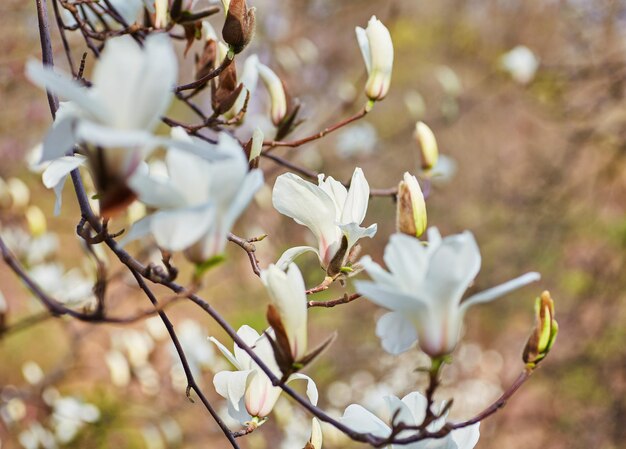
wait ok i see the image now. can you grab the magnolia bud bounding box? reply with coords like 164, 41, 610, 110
25, 205, 47, 237
396, 172, 427, 238
304, 418, 323, 449
355, 16, 394, 101
221, 0, 255, 54
154, 0, 169, 28
211, 63, 244, 115
249, 127, 263, 166
257, 62, 287, 126
523, 291, 558, 368
415, 121, 438, 171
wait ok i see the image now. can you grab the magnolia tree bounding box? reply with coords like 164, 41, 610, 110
0, 1, 559, 448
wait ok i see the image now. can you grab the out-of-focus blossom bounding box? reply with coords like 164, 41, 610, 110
436, 66, 463, 97
51, 396, 100, 444
335, 122, 378, 159
340, 391, 480, 449
18, 423, 55, 449
124, 129, 263, 264
396, 173, 427, 238
26, 34, 178, 216
22, 361, 44, 385
170, 320, 219, 377
414, 122, 438, 171
257, 62, 287, 126
261, 263, 308, 361
356, 16, 394, 101
355, 228, 541, 356
28, 263, 95, 309
273, 168, 377, 276
6, 178, 30, 211
404, 90, 426, 119
105, 350, 132, 387
500, 45, 540, 85
210, 326, 318, 425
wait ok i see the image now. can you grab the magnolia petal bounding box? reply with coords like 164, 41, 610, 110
382, 233, 430, 294
317, 174, 347, 220
165, 148, 214, 207
339, 222, 377, 251
219, 169, 264, 234
42, 156, 86, 189
310, 418, 323, 449
341, 168, 370, 225
288, 373, 319, 406
118, 215, 154, 248
75, 120, 157, 149
450, 423, 480, 449
275, 246, 321, 271
355, 26, 372, 74
355, 280, 427, 314
273, 173, 338, 248
128, 171, 186, 209
340, 404, 389, 437
261, 263, 308, 360
92, 34, 176, 131
41, 116, 77, 162
461, 272, 541, 311
213, 370, 255, 423
399, 392, 428, 428
423, 231, 481, 307
376, 312, 417, 355
358, 255, 396, 288
25, 61, 107, 122
384, 395, 415, 430
208, 337, 241, 369
150, 204, 215, 251
42, 156, 87, 215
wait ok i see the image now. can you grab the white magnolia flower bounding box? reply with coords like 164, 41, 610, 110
340, 391, 480, 449
500, 46, 540, 85
273, 168, 377, 274
26, 34, 178, 215
257, 62, 287, 125
210, 326, 318, 425
261, 263, 308, 361
356, 16, 394, 101
355, 228, 541, 356
123, 129, 263, 263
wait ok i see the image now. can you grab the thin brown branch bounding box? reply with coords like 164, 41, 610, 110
307, 293, 361, 308
262, 107, 368, 152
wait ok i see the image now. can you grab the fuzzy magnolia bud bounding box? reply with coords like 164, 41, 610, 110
396, 172, 427, 238
415, 121, 438, 171
523, 291, 558, 368
257, 62, 287, 126
221, 0, 255, 54
355, 16, 394, 101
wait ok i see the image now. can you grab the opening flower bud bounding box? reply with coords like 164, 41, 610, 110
221, 0, 256, 54
415, 121, 439, 171
257, 62, 287, 126
523, 291, 558, 368
355, 16, 394, 101
396, 172, 427, 238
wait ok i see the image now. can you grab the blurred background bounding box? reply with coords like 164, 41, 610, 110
1, 0, 626, 448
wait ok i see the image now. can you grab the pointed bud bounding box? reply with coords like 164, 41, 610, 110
246, 127, 264, 169
415, 122, 438, 171
355, 16, 394, 101
154, 0, 169, 28
523, 291, 558, 368
257, 62, 288, 126
396, 172, 427, 238
304, 418, 323, 449
221, 0, 256, 54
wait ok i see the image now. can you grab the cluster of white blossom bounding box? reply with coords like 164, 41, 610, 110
0, 1, 558, 448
